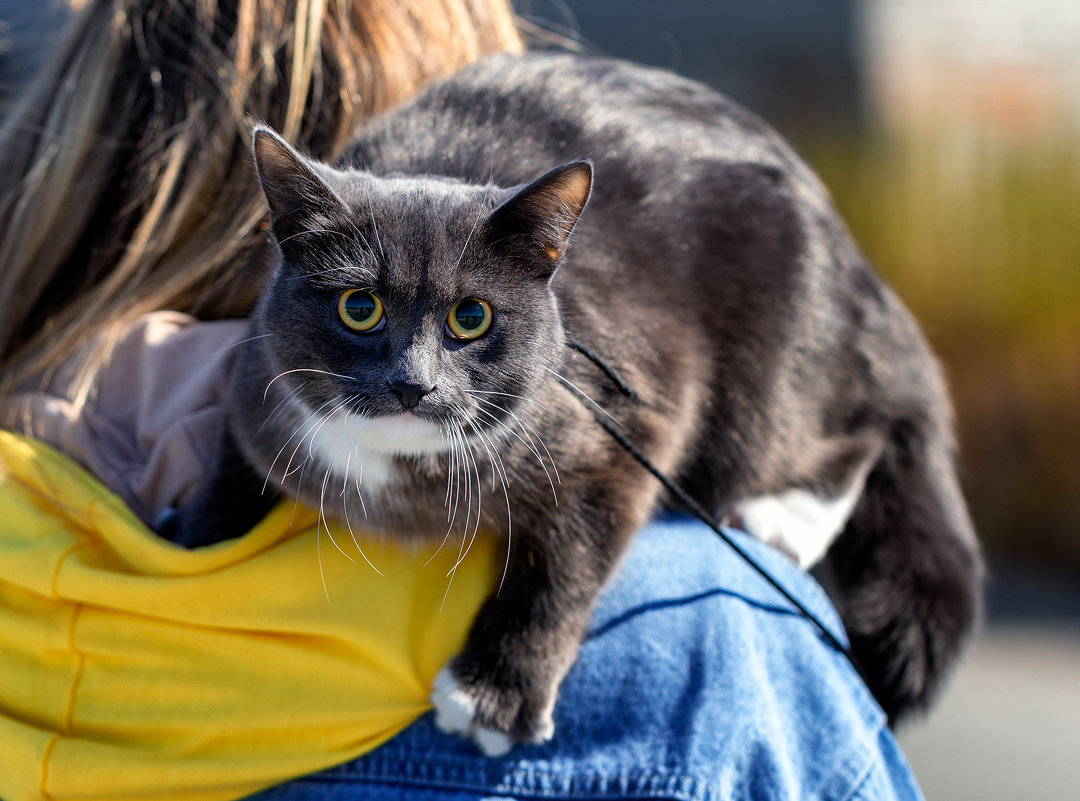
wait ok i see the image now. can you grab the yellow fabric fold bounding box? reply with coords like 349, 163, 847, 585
0, 432, 495, 801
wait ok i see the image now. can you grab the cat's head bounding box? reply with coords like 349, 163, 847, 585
248, 126, 591, 457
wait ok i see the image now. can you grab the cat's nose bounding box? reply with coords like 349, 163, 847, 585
387, 379, 434, 410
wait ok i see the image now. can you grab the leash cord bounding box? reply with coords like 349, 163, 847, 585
563, 338, 859, 666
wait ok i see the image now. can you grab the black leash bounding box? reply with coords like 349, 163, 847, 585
565, 339, 639, 402
563, 338, 859, 667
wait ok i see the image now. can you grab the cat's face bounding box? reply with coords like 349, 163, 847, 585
250, 127, 591, 458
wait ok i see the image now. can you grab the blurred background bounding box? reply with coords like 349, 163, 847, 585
2, 0, 1076, 796
515, 0, 1080, 797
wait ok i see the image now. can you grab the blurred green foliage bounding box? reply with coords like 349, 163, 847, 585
808, 133, 1080, 569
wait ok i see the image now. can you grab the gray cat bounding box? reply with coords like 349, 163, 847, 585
169, 54, 983, 754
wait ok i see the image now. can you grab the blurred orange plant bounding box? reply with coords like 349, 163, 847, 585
811, 131, 1080, 569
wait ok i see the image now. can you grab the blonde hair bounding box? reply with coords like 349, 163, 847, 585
0, 0, 521, 410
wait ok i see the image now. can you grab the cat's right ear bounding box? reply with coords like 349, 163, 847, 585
252, 126, 345, 245
486, 160, 593, 279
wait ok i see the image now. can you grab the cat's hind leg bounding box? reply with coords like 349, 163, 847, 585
824, 419, 984, 724
732, 476, 868, 568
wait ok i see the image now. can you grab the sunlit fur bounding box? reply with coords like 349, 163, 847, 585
174, 55, 983, 750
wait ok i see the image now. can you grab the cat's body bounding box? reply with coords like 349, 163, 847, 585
174, 54, 983, 754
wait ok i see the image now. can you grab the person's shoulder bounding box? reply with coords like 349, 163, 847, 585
250, 514, 924, 801
565, 513, 920, 801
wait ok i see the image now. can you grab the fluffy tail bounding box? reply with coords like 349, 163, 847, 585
826, 418, 984, 724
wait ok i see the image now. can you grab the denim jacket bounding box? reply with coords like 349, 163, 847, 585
250, 514, 924, 801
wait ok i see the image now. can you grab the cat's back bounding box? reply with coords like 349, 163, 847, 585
342, 53, 823, 201
341, 52, 913, 410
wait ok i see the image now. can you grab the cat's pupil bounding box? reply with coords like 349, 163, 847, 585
455, 301, 485, 330
345, 293, 376, 321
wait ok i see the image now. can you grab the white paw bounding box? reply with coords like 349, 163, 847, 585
430, 666, 555, 756
530, 714, 555, 744
431, 666, 476, 734
474, 726, 513, 757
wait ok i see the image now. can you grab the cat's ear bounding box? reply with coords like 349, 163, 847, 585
251, 126, 346, 244
486, 160, 593, 278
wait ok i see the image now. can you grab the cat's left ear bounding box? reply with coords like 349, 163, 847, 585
486, 160, 593, 278
252, 126, 346, 245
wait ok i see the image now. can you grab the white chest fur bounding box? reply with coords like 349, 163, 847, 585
302, 406, 448, 496
301, 403, 865, 566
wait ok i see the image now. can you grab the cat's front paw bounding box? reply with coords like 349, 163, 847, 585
431, 664, 557, 756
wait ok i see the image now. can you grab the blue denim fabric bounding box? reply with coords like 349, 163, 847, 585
249, 514, 924, 801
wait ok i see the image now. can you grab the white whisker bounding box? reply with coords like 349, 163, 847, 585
436, 420, 468, 560
544, 367, 621, 425
318, 395, 364, 565
442, 422, 455, 510
188, 333, 274, 364
302, 395, 357, 461
367, 196, 387, 260
263, 395, 341, 494
255, 383, 305, 439
341, 449, 352, 497
264, 368, 355, 402
290, 462, 307, 525
282, 396, 353, 479
514, 416, 562, 485
474, 404, 558, 507
352, 419, 370, 519
465, 424, 483, 540
440, 422, 474, 609
341, 401, 380, 572
446, 423, 490, 576
453, 196, 487, 273
339, 464, 382, 575
469, 394, 562, 486
275, 227, 356, 249
463, 388, 547, 410
423, 424, 459, 567
316, 509, 331, 606
468, 420, 513, 596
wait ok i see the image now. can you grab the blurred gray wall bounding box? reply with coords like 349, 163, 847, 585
0, 0, 70, 110
516, 0, 863, 139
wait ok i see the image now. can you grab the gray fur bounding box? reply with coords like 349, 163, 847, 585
168, 54, 984, 744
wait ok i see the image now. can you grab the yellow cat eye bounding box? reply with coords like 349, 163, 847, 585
446, 298, 493, 340
337, 289, 384, 332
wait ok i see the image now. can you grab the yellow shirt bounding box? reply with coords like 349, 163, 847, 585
0, 431, 494, 801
